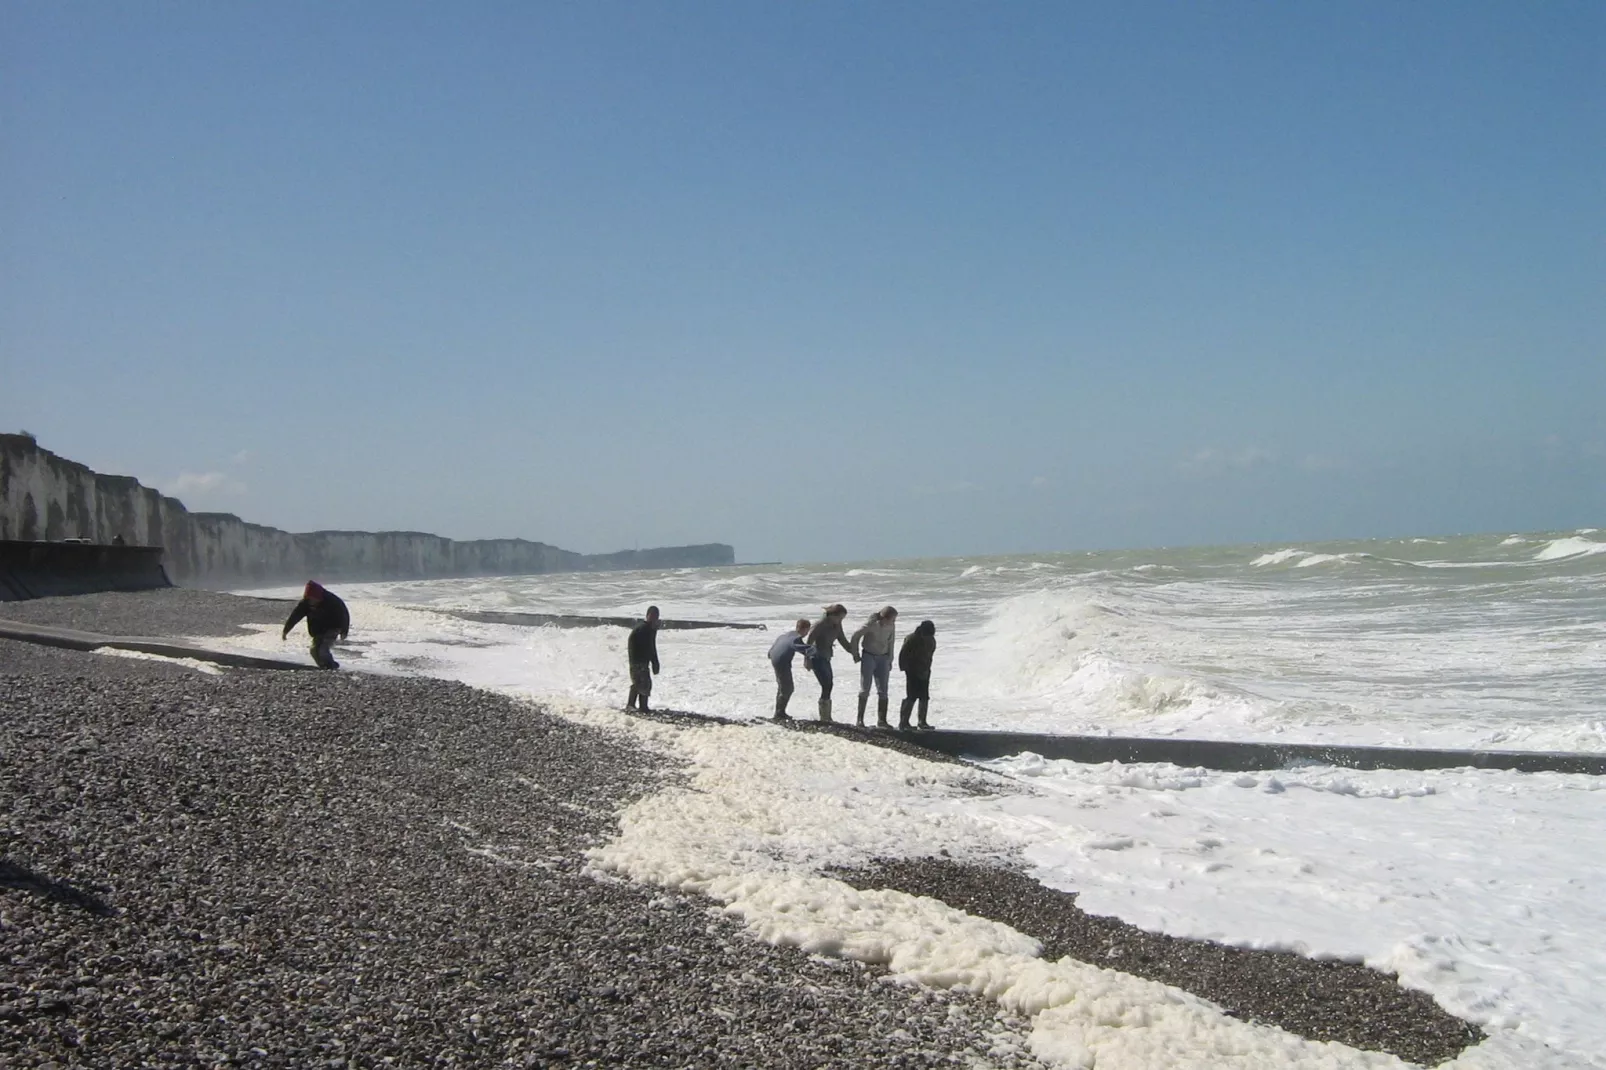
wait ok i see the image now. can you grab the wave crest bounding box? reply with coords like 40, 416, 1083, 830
1534, 537, 1606, 562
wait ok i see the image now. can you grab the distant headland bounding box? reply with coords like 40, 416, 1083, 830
0, 434, 734, 588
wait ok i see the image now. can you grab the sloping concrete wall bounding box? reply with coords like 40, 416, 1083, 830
895, 728, 1606, 776
0, 435, 734, 587
0, 541, 172, 601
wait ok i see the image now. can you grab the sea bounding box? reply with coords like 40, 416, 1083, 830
209, 527, 1606, 1069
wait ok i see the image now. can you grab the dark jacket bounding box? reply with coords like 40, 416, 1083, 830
898, 626, 936, 677
628, 621, 660, 671
283, 591, 350, 639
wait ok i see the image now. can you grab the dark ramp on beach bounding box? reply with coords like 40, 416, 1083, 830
888, 728, 1606, 776
429, 608, 764, 631
0, 619, 315, 671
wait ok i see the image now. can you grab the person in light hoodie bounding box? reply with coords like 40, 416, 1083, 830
767, 618, 815, 721
850, 605, 898, 728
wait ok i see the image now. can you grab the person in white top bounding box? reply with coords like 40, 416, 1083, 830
850, 605, 898, 728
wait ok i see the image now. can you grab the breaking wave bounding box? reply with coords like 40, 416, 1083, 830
1534, 537, 1606, 562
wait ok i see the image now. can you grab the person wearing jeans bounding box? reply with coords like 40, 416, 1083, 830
805, 604, 854, 722
851, 606, 899, 727
767, 618, 815, 720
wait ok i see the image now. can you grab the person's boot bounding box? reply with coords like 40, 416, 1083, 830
818, 698, 832, 722
856, 693, 869, 727
876, 695, 890, 728
626, 689, 638, 711
898, 696, 913, 730
774, 692, 791, 721
917, 697, 930, 729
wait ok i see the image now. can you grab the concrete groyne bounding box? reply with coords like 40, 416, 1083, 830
0, 435, 734, 588
434, 609, 764, 631
892, 728, 1606, 776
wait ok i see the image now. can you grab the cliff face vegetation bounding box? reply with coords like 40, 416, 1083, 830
0, 435, 734, 587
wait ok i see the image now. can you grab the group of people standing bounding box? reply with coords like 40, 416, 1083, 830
280, 581, 938, 730
768, 604, 937, 730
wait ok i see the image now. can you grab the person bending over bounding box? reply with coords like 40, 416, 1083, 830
851, 605, 899, 728
898, 619, 937, 730
281, 581, 350, 670
805, 604, 854, 722
767, 618, 815, 721
626, 606, 662, 712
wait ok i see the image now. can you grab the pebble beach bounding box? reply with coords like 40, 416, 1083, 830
1, 591, 1485, 1067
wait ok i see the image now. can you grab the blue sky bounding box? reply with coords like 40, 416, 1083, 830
3, 2, 1601, 563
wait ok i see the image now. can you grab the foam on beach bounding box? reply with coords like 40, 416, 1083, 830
574, 713, 1417, 1069
91, 647, 224, 674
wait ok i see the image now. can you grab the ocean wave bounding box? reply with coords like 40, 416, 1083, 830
1534, 537, 1606, 562
1500, 535, 1528, 546
1293, 552, 1376, 568
1251, 549, 1308, 567
956, 591, 1281, 732
1248, 547, 1388, 569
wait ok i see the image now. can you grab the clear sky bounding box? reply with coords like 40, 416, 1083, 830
3, 2, 1601, 563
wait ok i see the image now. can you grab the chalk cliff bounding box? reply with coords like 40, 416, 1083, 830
0, 435, 734, 587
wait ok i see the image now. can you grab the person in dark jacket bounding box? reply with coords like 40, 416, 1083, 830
897, 619, 937, 729
626, 606, 661, 712
805, 604, 855, 722
281, 581, 350, 670
767, 618, 815, 721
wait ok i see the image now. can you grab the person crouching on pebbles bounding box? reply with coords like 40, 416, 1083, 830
767, 618, 815, 721
851, 605, 899, 728
626, 606, 662, 712
281, 581, 349, 670
898, 619, 937, 729
805, 604, 855, 722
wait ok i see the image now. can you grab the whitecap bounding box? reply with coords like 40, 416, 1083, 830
1251, 549, 1308, 567
1534, 537, 1606, 562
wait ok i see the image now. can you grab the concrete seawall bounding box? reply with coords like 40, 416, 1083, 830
0, 435, 734, 587
892, 728, 1606, 776
435, 609, 765, 631
0, 541, 171, 601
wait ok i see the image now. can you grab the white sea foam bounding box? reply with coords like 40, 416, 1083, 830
92, 647, 223, 674
581, 714, 1425, 1068
977, 754, 1606, 1067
